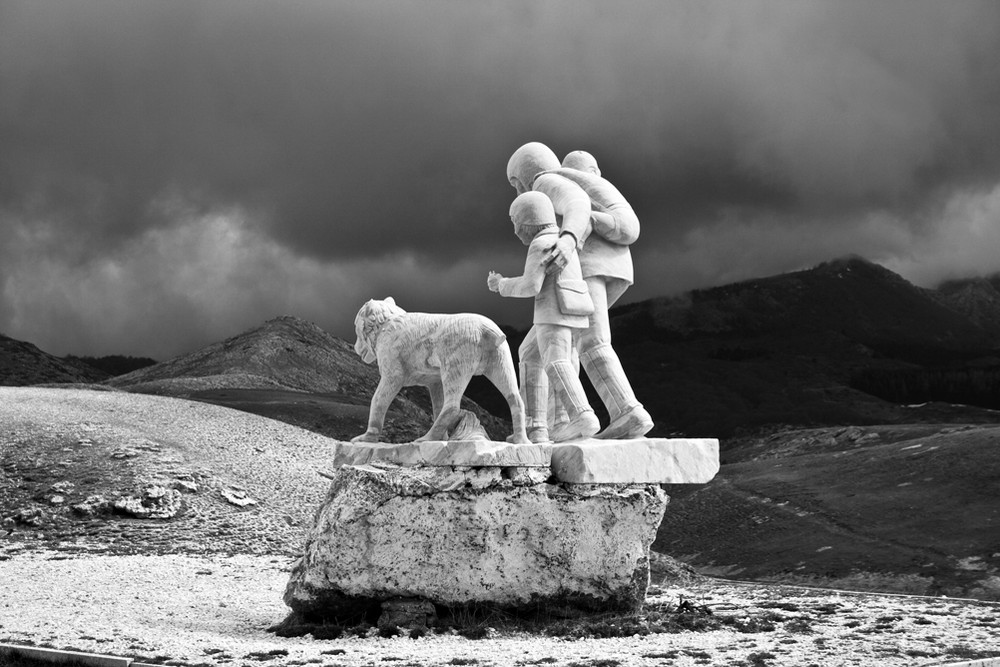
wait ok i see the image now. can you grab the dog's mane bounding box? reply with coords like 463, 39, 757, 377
358, 299, 407, 356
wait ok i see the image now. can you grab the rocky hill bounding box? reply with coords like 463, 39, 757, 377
108, 315, 377, 396
108, 315, 509, 442
0, 333, 109, 386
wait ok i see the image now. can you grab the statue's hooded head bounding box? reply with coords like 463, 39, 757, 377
509, 191, 556, 245
563, 150, 600, 176
506, 142, 560, 194
509, 191, 556, 228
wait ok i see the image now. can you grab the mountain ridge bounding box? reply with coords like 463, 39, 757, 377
5, 255, 1000, 439
604, 255, 1000, 437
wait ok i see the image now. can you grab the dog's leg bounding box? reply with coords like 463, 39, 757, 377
485, 347, 530, 445
418, 366, 471, 441
352, 374, 403, 443
427, 380, 444, 421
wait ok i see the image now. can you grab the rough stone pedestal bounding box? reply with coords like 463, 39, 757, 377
283, 463, 667, 619
284, 438, 719, 622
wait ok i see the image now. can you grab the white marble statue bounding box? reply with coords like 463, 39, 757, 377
488, 192, 600, 442
506, 142, 653, 442
351, 297, 530, 444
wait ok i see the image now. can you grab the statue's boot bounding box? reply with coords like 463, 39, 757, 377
581, 343, 654, 439
548, 386, 570, 437
545, 360, 600, 442
519, 360, 550, 444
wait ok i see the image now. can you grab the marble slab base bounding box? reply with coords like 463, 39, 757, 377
550, 438, 719, 484
334, 440, 552, 468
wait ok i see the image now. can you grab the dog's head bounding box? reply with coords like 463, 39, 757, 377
354, 297, 406, 364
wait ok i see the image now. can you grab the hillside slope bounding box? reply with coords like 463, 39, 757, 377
108, 315, 377, 396
655, 423, 1000, 600
0, 387, 340, 555
936, 275, 1000, 337
1, 334, 109, 385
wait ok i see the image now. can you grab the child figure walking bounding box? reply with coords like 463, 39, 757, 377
487, 191, 600, 442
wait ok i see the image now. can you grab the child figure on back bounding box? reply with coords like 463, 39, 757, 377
487, 191, 600, 442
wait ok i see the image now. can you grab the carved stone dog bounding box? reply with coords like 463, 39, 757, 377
352, 297, 529, 444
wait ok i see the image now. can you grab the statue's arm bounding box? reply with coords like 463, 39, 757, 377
590, 208, 640, 245
498, 242, 546, 298
534, 174, 593, 249
544, 168, 640, 245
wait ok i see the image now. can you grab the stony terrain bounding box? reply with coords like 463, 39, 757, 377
0, 387, 338, 556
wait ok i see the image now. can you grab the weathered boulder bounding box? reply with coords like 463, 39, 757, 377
112, 485, 183, 519
283, 464, 667, 620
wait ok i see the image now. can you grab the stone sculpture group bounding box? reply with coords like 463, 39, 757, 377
492, 142, 653, 443
352, 141, 653, 446
282, 142, 720, 628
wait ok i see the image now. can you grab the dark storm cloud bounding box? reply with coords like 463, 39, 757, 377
3, 0, 1000, 355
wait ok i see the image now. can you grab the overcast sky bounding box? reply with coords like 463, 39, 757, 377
3, 0, 1000, 358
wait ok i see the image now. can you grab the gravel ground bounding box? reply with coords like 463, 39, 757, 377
3, 388, 999, 666
2, 545, 999, 667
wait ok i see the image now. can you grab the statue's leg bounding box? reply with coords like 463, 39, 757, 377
547, 343, 577, 434
540, 324, 599, 443
352, 374, 403, 443
518, 327, 550, 443
579, 277, 653, 439
485, 344, 529, 445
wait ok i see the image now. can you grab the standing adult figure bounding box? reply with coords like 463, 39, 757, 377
507, 142, 653, 440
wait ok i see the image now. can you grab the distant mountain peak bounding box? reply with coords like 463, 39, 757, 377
812, 254, 900, 279
262, 314, 311, 326
816, 253, 876, 268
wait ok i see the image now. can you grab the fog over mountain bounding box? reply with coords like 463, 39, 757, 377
2, 0, 1000, 358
